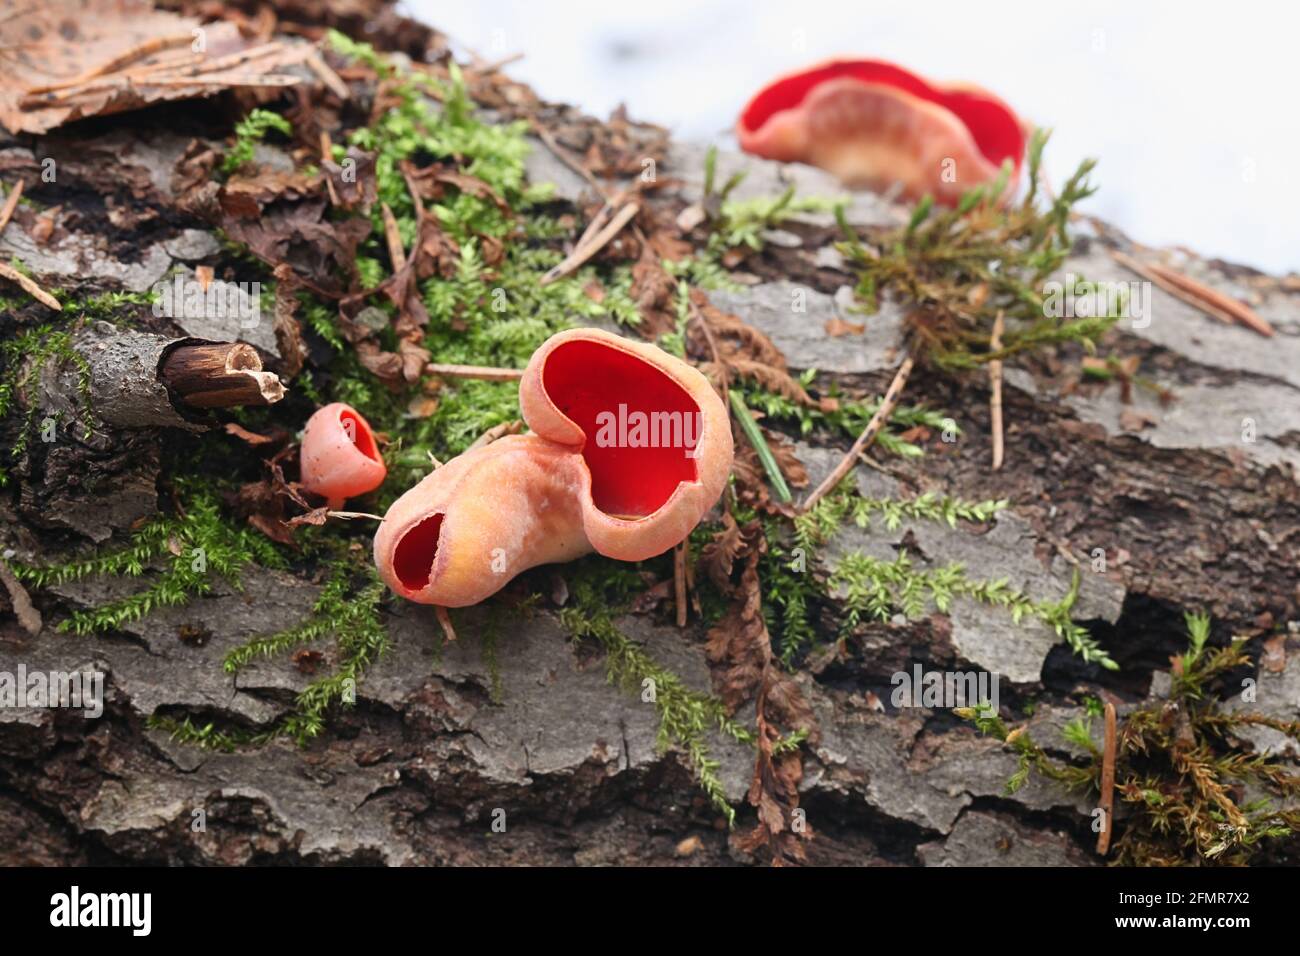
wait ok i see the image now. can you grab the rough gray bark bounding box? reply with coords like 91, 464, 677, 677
2, 76, 1298, 869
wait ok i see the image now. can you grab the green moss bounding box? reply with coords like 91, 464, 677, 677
148, 715, 268, 753
761, 480, 1115, 669
839, 129, 1116, 372
278, 569, 389, 743
709, 185, 842, 254
0, 324, 94, 485
179, 555, 393, 747
12, 483, 286, 635
794, 484, 1007, 551
73, 289, 158, 322
738, 374, 956, 459
558, 560, 751, 825
221, 108, 293, 175
695, 146, 845, 257
961, 612, 1300, 865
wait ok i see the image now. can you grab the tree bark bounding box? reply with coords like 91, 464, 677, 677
0, 3, 1296, 869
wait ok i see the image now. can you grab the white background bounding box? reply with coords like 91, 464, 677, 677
408, 0, 1299, 274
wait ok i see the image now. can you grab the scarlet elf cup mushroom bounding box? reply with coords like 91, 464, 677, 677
299, 402, 388, 510
736, 59, 1026, 205
373, 328, 733, 607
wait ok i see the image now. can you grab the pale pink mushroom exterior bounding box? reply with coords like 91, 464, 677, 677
299, 402, 387, 509
373, 328, 734, 606
373, 435, 591, 606
736, 60, 1026, 206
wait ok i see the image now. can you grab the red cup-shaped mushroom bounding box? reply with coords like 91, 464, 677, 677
736, 59, 1026, 206
519, 328, 732, 562
299, 402, 387, 510
373, 329, 733, 607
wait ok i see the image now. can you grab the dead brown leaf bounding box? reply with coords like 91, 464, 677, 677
223, 422, 281, 445
824, 316, 864, 337
0, 2, 311, 135
1119, 408, 1158, 432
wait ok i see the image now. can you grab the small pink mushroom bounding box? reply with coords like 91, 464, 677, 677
373, 328, 733, 607
736, 59, 1026, 206
299, 402, 387, 510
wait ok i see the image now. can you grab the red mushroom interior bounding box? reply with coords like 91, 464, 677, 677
392, 513, 443, 591
340, 408, 381, 462
542, 340, 700, 518
740, 60, 1024, 171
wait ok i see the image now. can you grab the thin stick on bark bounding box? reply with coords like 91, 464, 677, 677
990, 310, 1005, 471
573, 200, 614, 250
801, 355, 915, 513
0, 260, 60, 310
159, 342, 284, 408
134, 41, 288, 81
120, 73, 301, 90
540, 201, 639, 285
529, 120, 609, 200
425, 362, 524, 382
25, 67, 299, 106
1096, 700, 1118, 856
1145, 260, 1275, 338
320, 131, 340, 206
1110, 250, 1274, 337
380, 202, 406, 272
435, 605, 458, 643
673, 541, 689, 628
23, 34, 195, 93
0, 178, 23, 237
306, 49, 350, 99
472, 51, 526, 75
690, 300, 729, 408
466, 419, 523, 452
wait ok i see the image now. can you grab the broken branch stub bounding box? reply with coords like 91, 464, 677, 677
37, 326, 283, 437
159, 341, 285, 410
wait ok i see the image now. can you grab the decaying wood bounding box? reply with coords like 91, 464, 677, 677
159, 341, 285, 409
